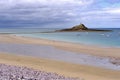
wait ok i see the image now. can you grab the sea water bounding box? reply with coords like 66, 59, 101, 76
0, 28, 120, 70
0, 28, 120, 47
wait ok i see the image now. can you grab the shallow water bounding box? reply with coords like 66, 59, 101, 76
1, 28, 120, 47
16, 28, 120, 47
0, 43, 120, 70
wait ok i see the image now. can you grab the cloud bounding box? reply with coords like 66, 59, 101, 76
0, 0, 120, 28
0, 0, 94, 27
104, 8, 120, 14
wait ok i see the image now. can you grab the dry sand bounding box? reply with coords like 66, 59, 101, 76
0, 34, 120, 80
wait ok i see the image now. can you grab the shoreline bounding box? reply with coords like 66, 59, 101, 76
2, 34, 120, 58
0, 43, 119, 70
0, 34, 120, 80
0, 53, 120, 80
16, 34, 120, 48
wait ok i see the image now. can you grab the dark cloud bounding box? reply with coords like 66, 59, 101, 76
0, 0, 120, 28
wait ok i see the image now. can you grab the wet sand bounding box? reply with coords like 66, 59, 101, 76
1, 53, 120, 80
0, 34, 120, 80
1, 34, 120, 58
0, 43, 120, 70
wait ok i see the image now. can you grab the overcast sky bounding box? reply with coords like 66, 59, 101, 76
0, 0, 120, 28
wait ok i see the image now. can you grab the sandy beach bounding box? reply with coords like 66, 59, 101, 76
0, 34, 120, 80
1, 34, 120, 58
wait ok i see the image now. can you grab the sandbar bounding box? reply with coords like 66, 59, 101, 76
0, 34, 120, 80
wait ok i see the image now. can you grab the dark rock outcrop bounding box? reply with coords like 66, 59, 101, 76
56, 24, 111, 32
71, 24, 88, 30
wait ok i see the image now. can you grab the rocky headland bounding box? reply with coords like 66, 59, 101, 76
56, 24, 111, 32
